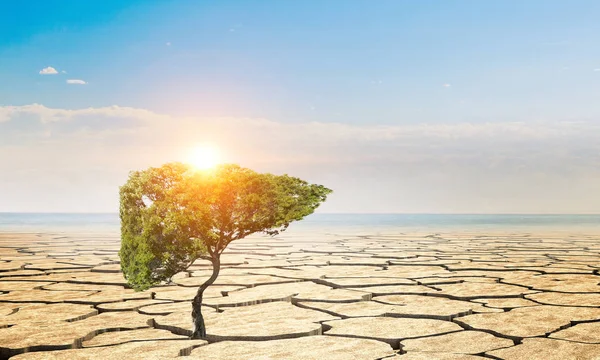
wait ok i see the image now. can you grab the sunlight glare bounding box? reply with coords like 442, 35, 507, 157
188, 144, 220, 170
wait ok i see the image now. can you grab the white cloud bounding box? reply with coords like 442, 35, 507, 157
66, 79, 87, 85
62, 70, 67, 74
2, 104, 600, 213
594, 69, 600, 72
0, 103, 155, 123
0, 104, 598, 153
0, 104, 594, 139
166, 42, 171, 46
39, 67, 58, 75
443, 83, 451, 87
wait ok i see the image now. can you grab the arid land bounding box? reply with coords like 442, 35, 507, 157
1, 230, 600, 359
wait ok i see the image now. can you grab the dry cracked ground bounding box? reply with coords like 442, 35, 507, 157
2, 231, 600, 359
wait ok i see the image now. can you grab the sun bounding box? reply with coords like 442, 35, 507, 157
188, 144, 220, 170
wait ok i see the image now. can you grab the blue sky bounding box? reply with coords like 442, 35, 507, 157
4, 0, 600, 123
2, 1, 600, 213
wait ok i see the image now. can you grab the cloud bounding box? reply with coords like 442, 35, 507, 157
0, 104, 155, 124
1, 104, 598, 159
443, 83, 451, 87
229, 24, 243, 32
594, 69, 600, 72
2, 104, 600, 213
66, 79, 87, 85
39, 67, 58, 75
0, 104, 594, 142
166, 42, 171, 46
62, 70, 67, 74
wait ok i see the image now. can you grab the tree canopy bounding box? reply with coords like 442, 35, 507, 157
119, 163, 332, 291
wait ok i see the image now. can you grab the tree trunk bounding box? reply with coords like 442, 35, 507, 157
190, 255, 220, 339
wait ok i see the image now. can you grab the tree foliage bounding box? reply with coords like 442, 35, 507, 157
119, 163, 332, 291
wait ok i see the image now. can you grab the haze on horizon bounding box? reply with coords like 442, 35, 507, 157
2, 0, 600, 214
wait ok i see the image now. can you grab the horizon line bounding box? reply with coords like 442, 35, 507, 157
1, 212, 599, 216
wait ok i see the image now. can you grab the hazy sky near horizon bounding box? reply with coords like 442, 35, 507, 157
2, 0, 600, 213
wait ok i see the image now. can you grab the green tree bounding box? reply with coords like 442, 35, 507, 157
119, 163, 332, 339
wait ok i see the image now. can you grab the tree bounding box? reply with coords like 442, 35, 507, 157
119, 163, 332, 339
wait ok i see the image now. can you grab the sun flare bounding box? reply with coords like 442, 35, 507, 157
188, 144, 220, 170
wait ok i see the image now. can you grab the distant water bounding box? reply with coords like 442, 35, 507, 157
0, 213, 599, 234
0, 213, 120, 233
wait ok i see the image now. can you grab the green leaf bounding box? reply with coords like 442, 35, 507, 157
119, 163, 331, 291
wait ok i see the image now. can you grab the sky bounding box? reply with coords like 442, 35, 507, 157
2, 0, 600, 213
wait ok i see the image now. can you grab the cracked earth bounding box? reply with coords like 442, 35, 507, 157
1, 230, 600, 359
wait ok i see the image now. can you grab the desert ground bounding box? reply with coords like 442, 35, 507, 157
2, 230, 600, 359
